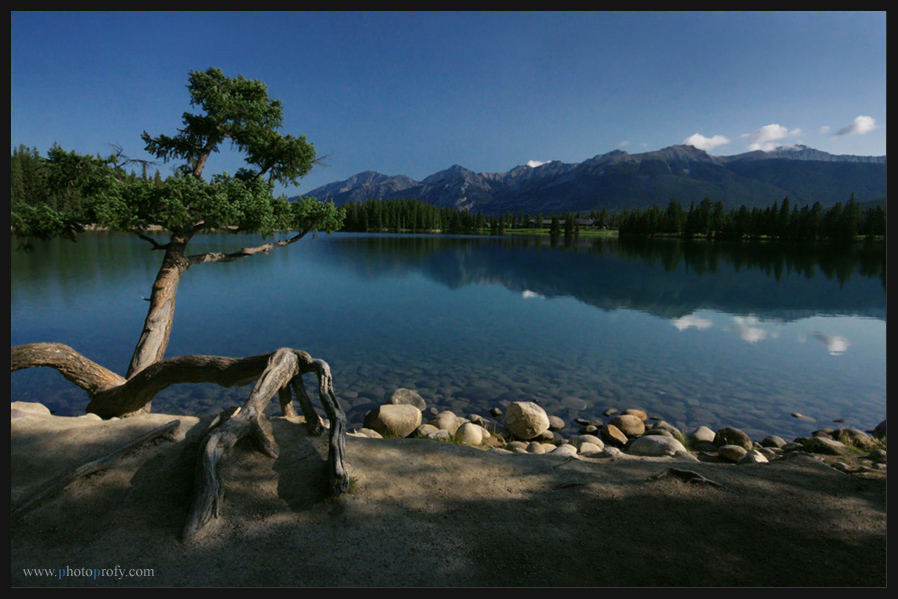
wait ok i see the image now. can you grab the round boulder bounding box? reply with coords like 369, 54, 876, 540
454, 422, 484, 446
388, 388, 427, 411
627, 435, 688, 457
430, 411, 463, 435
505, 401, 550, 441
601, 423, 628, 447
608, 414, 645, 437
713, 426, 753, 451
363, 404, 422, 438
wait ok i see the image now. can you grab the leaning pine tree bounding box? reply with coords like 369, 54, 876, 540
11, 67, 349, 541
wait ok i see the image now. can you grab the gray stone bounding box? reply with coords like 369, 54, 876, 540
454, 422, 484, 446
505, 401, 550, 441
738, 449, 769, 464
627, 435, 688, 457
601, 423, 628, 447
608, 414, 645, 437
430, 411, 462, 434
688, 425, 716, 443
836, 428, 875, 449
575, 434, 604, 450
362, 404, 422, 438
548, 415, 566, 431
526, 441, 547, 454
388, 388, 427, 411
761, 435, 787, 448
718, 445, 749, 463
713, 427, 753, 451
550, 444, 579, 457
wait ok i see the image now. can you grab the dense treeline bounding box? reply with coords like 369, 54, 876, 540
14, 145, 885, 244
618, 197, 886, 243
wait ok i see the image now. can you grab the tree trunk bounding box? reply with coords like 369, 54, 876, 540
126, 233, 191, 381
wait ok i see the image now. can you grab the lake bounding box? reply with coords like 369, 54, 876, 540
11, 231, 887, 441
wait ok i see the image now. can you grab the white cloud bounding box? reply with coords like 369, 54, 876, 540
812, 332, 850, 355
526, 160, 547, 168
819, 125, 831, 135
683, 133, 730, 151
522, 290, 544, 299
671, 314, 713, 331
834, 115, 877, 136
742, 123, 801, 151
732, 315, 778, 343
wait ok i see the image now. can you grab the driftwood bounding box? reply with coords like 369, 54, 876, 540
183, 348, 348, 541
11, 419, 182, 517
11, 343, 349, 542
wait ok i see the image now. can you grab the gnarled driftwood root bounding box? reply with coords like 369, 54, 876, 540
182, 348, 348, 542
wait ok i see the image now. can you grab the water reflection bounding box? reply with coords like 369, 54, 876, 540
315, 234, 886, 322
10, 233, 886, 439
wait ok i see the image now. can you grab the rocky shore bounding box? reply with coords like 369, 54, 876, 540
357, 388, 887, 472
11, 396, 888, 586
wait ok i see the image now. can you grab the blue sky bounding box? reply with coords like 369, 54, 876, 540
11, 11, 886, 197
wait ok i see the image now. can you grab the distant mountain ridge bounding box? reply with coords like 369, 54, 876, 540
302, 144, 886, 215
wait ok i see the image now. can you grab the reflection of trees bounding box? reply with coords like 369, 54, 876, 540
321, 234, 886, 321
614, 236, 886, 290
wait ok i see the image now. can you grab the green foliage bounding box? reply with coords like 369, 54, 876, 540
11, 68, 342, 244
618, 195, 885, 244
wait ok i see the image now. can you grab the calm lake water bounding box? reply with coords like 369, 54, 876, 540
11, 232, 887, 441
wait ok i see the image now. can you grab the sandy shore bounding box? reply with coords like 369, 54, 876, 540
10, 407, 887, 587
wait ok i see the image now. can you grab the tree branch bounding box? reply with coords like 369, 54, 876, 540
185, 228, 311, 267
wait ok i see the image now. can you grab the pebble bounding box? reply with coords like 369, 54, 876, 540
347, 394, 888, 473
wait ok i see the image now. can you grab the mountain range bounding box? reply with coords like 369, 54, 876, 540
302, 144, 887, 215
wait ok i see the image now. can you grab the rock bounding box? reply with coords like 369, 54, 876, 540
601, 423, 628, 447
623, 408, 648, 422
688, 426, 716, 444
713, 427, 753, 451
608, 414, 645, 437
550, 444, 579, 457
738, 449, 769, 464
504, 401, 550, 441
574, 434, 604, 450
761, 435, 787, 448
627, 435, 688, 457
651, 421, 683, 439
526, 441, 547, 454
548, 415, 566, 432
505, 441, 528, 453
718, 445, 749, 463
426, 429, 452, 442
603, 408, 619, 417
797, 436, 850, 456
415, 423, 441, 437
430, 411, 463, 434
489, 407, 503, 418
643, 428, 673, 438
871, 419, 886, 440
455, 422, 484, 446
363, 404, 422, 438
10, 402, 52, 417
388, 388, 427, 411
578, 442, 604, 456
836, 428, 875, 449
353, 427, 383, 439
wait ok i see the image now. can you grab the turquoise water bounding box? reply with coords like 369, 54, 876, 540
11, 232, 887, 440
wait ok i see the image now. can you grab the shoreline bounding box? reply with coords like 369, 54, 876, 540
10, 400, 887, 586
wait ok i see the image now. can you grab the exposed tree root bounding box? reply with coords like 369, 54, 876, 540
11, 343, 349, 543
